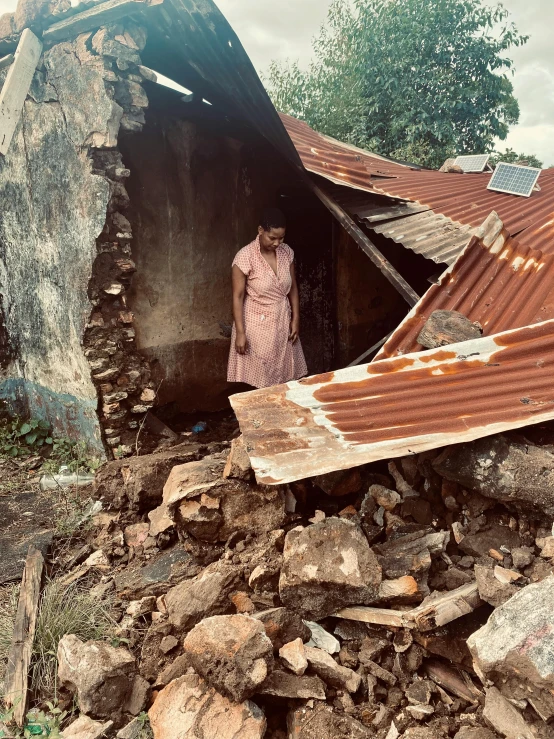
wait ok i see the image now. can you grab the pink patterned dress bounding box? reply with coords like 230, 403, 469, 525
227, 237, 308, 388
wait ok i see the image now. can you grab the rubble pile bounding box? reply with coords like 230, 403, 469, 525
47, 429, 554, 738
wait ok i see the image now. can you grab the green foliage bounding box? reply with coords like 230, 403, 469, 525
489, 147, 543, 169
0, 702, 68, 738
42, 438, 102, 476
0, 418, 52, 459
136, 712, 154, 739
265, 0, 528, 168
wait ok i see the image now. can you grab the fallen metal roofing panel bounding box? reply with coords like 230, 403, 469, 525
377, 211, 554, 360
328, 185, 477, 265
230, 318, 554, 485
279, 113, 410, 193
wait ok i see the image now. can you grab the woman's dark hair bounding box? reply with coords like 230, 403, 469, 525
260, 207, 286, 232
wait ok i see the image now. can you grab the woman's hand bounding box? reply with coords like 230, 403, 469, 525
289, 318, 300, 344
235, 331, 248, 355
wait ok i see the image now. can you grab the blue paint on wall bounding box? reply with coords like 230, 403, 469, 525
0, 378, 105, 457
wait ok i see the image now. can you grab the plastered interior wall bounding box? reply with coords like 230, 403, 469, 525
122, 112, 335, 411
0, 50, 116, 453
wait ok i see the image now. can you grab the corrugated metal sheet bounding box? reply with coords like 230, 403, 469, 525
377, 211, 554, 360
230, 318, 554, 485
279, 113, 410, 192
328, 185, 477, 265
372, 169, 554, 254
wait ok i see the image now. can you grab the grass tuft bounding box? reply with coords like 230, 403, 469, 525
0, 579, 115, 701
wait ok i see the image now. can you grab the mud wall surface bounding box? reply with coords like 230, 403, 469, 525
0, 54, 112, 453
122, 115, 334, 412
335, 225, 409, 367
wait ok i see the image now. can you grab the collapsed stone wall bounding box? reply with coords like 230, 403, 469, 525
0, 20, 156, 455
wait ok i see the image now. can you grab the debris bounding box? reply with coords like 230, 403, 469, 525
416, 310, 482, 350
39, 471, 95, 490
182, 615, 274, 702
279, 638, 307, 676
279, 518, 382, 620
304, 620, 340, 654
304, 645, 362, 693
424, 659, 482, 704
62, 715, 114, 738
433, 435, 554, 517
165, 561, 240, 631
57, 635, 138, 719
287, 702, 374, 738
468, 576, 554, 722
258, 670, 327, 700
148, 672, 266, 739
369, 484, 402, 511
313, 468, 363, 497
223, 435, 252, 480
482, 687, 534, 739
3, 546, 44, 726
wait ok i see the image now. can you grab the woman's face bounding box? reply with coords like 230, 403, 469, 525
259, 226, 286, 251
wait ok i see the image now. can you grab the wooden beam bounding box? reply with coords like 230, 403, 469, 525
3, 546, 44, 726
313, 185, 420, 307
333, 606, 412, 629
0, 29, 42, 157
43, 0, 164, 44
347, 332, 393, 367
0, 53, 14, 71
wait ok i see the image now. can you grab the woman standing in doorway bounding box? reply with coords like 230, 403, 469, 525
227, 208, 308, 388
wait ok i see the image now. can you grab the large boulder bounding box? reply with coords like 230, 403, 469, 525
148, 671, 266, 739
165, 561, 240, 632
182, 615, 274, 702
57, 635, 141, 719
468, 576, 554, 722
279, 519, 382, 620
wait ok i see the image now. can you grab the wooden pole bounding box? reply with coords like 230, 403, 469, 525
3, 546, 44, 726
313, 185, 420, 307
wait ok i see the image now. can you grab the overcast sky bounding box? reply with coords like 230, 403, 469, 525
1, 0, 552, 165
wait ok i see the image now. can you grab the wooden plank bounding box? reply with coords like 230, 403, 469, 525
43, 0, 164, 43
409, 582, 482, 631
347, 332, 393, 367
313, 185, 420, 307
0, 53, 14, 71
0, 29, 42, 156
3, 546, 44, 726
333, 606, 412, 629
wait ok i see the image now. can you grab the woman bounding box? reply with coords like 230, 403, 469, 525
227, 208, 308, 388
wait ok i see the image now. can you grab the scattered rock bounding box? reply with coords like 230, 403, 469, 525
223, 435, 252, 479
304, 621, 340, 654
468, 576, 554, 722
304, 645, 362, 693
482, 687, 534, 739
454, 729, 499, 739
253, 608, 311, 652
474, 564, 517, 607
148, 671, 266, 739
458, 525, 521, 559
57, 635, 136, 719
116, 717, 142, 739
114, 546, 201, 599
279, 519, 382, 620
62, 715, 114, 739
512, 547, 534, 570
370, 484, 401, 511
258, 670, 326, 700
182, 614, 274, 702
314, 469, 363, 497
287, 702, 373, 738
165, 561, 240, 632
279, 638, 307, 675
160, 635, 179, 654
124, 523, 150, 548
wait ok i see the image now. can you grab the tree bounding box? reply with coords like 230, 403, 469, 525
489, 148, 543, 169
265, 0, 528, 169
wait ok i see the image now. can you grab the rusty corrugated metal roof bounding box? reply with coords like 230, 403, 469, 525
230, 317, 554, 485
279, 115, 554, 261
279, 113, 410, 192
377, 212, 554, 360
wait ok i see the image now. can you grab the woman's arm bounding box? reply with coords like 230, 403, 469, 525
232, 265, 248, 355
289, 262, 300, 344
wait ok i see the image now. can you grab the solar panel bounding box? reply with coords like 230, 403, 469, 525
487, 162, 541, 197
453, 154, 490, 173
